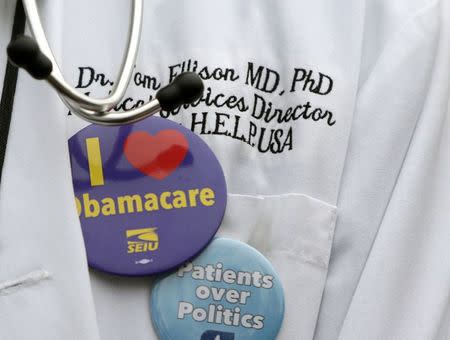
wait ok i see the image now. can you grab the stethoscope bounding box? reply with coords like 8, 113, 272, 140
6, 0, 204, 125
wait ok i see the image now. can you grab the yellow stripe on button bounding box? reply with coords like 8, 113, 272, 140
86, 137, 105, 187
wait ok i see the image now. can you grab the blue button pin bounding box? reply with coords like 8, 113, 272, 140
151, 238, 285, 339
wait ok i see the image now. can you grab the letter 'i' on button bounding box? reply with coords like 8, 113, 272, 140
86, 137, 105, 187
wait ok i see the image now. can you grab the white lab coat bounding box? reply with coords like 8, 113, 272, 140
0, 0, 449, 339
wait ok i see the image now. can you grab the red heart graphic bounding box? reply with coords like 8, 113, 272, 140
123, 130, 189, 180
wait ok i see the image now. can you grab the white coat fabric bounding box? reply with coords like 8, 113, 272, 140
0, 0, 449, 339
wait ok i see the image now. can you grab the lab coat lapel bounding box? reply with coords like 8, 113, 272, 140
0, 2, 100, 339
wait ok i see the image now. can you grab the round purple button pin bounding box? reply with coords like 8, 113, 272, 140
68, 117, 227, 276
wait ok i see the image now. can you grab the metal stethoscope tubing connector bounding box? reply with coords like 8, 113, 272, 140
6, 0, 204, 126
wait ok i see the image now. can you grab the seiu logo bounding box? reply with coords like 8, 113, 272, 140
126, 228, 159, 254
201, 330, 235, 340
